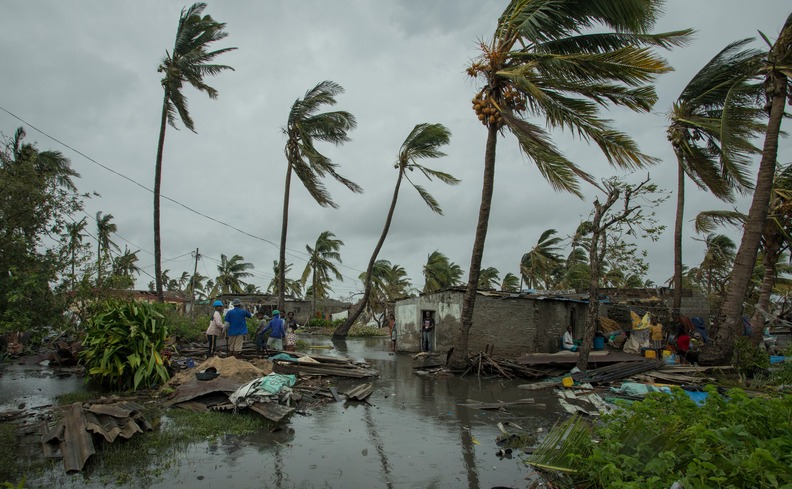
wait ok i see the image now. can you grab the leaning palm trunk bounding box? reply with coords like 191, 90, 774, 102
153, 97, 168, 302
278, 161, 294, 312
750, 227, 783, 344
706, 54, 789, 364
672, 158, 686, 316
334, 173, 403, 337
450, 124, 497, 369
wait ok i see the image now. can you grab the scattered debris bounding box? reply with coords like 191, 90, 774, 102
41, 400, 151, 473
344, 382, 373, 401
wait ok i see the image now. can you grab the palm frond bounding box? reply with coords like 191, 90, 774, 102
525, 414, 591, 473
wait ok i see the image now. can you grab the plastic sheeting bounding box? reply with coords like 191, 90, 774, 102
229, 373, 297, 408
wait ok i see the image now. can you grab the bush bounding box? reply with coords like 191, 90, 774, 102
164, 308, 206, 343
78, 300, 171, 391
732, 337, 770, 376
348, 325, 386, 337
571, 386, 792, 488
307, 317, 344, 329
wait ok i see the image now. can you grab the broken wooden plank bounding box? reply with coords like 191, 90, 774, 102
328, 387, 343, 403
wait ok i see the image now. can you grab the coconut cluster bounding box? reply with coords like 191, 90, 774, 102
471, 87, 527, 128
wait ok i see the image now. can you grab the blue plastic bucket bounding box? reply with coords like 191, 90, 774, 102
593, 337, 605, 350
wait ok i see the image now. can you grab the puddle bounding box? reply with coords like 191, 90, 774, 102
0, 363, 85, 412
5, 337, 565, 488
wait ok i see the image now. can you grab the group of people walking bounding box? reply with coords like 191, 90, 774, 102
205, 299, 300, 357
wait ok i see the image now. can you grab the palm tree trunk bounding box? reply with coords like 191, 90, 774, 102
750, 234, 781, 345
449, 124, 497, 369
279, 161, 293, 312
153, 96, 169, 303
672, 155, 685, 317
577, 204, 606, 370
334, 171, 404, 338
705, 71, 787, 365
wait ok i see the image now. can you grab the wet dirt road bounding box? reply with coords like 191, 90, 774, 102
10, 337, 564, 489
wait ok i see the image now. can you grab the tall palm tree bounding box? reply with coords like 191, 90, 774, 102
301, 231, 344, 317
153, 3, 235, 302
695, 162, 792, 342
64, 218, 87, 290
709, 13, 792, 365
500, 272, 520, 292
95, 211, 119, 286
423, 250, 463, 293
667, 39, 765, 316
334, 123, 457, 337
214, 254, 253, 294
279, 81, 360, 312
451, 0, 690, 369
478, 267, 500, 291
520, 229, 564, 289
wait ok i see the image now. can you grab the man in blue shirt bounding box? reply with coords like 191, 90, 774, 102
225, 298, 251, 356
263, 310, 286, 351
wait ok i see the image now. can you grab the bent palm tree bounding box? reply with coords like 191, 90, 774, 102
667, 39, 764, 316
478, 267, 500, 290
153, 3, 235, 302
214, 254, 253, 294
423, 250, 464, 293
301, 231, 345, 317
450, 0, 692, 369
279, 81, 360, 312
334, 123, 456, 337
707, 14, 792, 365
500, 272, 520, 292
520, 229, 564, 289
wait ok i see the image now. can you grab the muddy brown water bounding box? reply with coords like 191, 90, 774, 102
2, 337, 566, 489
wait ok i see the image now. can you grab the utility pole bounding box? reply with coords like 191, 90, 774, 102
190, 248, 199, 318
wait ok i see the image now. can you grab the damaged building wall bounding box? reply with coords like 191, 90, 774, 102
394, 290, 586, 358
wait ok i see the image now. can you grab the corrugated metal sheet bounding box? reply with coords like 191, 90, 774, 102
41, 402, 96, 474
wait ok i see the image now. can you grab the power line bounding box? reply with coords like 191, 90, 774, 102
0, 106, 369, 278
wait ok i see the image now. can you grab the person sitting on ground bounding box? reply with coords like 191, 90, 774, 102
562, 326, 578, 352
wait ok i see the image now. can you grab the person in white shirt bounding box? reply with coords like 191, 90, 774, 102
562, 326, 578, 352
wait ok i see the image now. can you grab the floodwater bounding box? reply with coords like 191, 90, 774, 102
2, 337, 565, 489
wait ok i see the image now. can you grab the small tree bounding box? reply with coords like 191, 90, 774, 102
577, 176, 667, 370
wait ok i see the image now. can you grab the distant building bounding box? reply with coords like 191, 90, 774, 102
394, 287, 710, 358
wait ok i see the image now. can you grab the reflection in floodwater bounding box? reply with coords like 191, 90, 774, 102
5, 336, 563, 488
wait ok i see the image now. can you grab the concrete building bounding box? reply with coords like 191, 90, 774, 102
394, 287, 710, 358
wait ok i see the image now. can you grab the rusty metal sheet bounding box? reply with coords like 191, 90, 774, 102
87, 401, 144, 418
344, 383, 373, 401
41, 402, 95, 474
172, 392, 234, 412
84, 412, 144, 443
165, 377, 242, 407
248, 401, 294, 423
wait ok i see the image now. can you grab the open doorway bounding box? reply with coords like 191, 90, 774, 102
420, 310, 436, 352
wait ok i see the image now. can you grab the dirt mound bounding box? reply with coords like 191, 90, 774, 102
169, 356, 272, 386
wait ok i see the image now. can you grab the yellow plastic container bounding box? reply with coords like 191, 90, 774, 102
562, 376, 574, 387
644, 349, 657, 359
662, 350, 671, 359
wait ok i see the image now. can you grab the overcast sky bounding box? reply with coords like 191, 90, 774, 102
2, 1, 791, 299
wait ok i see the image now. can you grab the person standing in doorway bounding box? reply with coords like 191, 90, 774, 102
421, 311, 435, 352
263, 310, 286, 351
205, 300, 224, 357
225, 298, 251, 357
